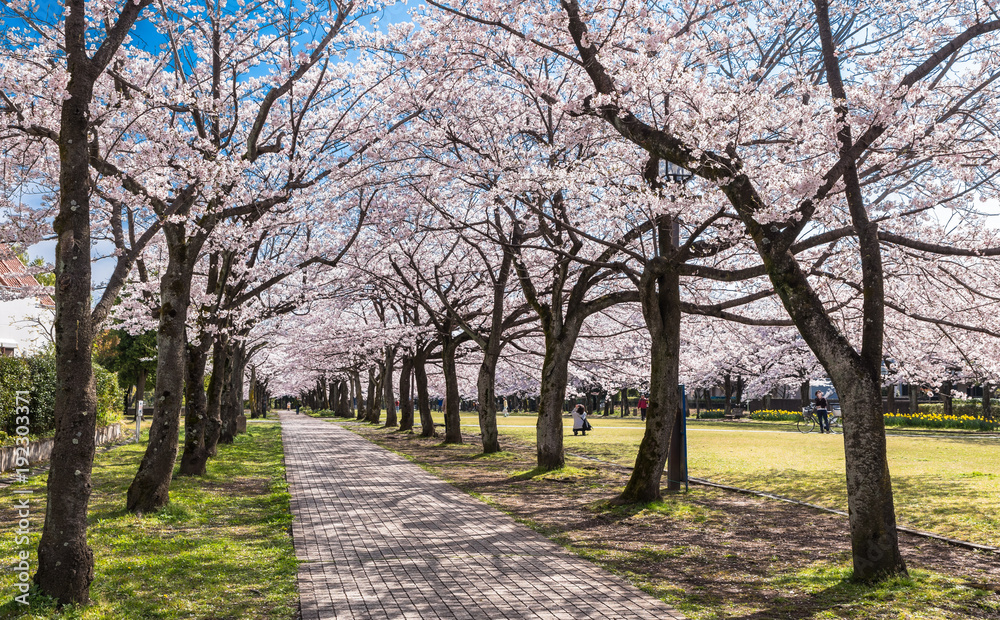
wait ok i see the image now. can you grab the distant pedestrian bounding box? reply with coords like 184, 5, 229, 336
814, 391, 831, 433
295, 404, 301, 415
638, 395, 648, 421
572, 404, 591, 436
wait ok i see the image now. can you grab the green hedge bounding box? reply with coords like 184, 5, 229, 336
0, 352, 123, 444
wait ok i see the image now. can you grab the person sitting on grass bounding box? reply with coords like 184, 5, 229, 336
572, 404, 591, 436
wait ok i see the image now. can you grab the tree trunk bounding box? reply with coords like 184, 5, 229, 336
338, 380, 349, 417
414, 351, 435, 437
442, 339, 463, 444
724, 374, 733, 416
746, 228, 906, 580
536, 334, 575, 469
220, 343, 245, 443
35, 0, 153, 603
248, 365, 259, 419
127, 235, 194, 514
476, 352, 501, 454
203, 336, 227, 457
832, 372, 906, 580
886, 383, 895, 414
34, 52, 100, 604
383, 347, 398, 427
941, 380, 953, 417
983, 384, 993, 421
801, 380, 811, 411
353, 371, 364, 419
398, 356, 414, 431
178, 340, 211, 476
365, 366, 380, 424
909, 384, 918, 416
619, 231, 681, 502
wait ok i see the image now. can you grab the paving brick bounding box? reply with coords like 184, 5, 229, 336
281, 412, 686, 619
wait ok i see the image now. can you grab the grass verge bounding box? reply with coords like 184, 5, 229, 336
0, 421, 297, 619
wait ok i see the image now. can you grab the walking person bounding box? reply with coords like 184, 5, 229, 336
638, 395, 648, 422
572, 404, 591, 436
814, 391, 831, 433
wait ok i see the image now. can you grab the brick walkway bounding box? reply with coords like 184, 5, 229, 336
281, 413, 686, 620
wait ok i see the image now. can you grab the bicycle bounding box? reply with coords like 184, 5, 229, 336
797, 405, 817, 433
798, 405, 842, 433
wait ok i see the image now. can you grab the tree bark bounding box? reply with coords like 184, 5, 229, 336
801, 380, 811, 411
619, 219, 681, 503
983, 384, 993, 421
723, 374, 733, 416
398, 356, 414, 431
886, 383, 896, 414
34, 40, 99, 604
127, 231, 195, 514
365, 366, 381, 424
353, 371, 364, 419
442, 339, 463, 444
536, 334, 575, 469
338, 380, 350, 417
203, 336, 227, 457
476, 352, 501, 453
414, 350, 435, 437
178, 340, 211, 476
220, 342, 245, 443
909, 384, 919, 416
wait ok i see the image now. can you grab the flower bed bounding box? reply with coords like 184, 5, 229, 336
749, 409, 801, 422
884, 412, 996, 431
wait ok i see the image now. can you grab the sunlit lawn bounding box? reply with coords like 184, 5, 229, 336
0, 420, 297, 619
434, 412, 1000, 547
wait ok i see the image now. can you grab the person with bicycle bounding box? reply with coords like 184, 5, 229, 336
814, 391, 832, 433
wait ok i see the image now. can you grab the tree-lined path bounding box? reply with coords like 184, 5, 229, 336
280, 413, 686, 619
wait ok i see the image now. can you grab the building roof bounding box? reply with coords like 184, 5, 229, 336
0, 245, 55, 308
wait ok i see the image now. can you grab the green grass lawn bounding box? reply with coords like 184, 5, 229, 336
336, 417, 1000, 620
0, 420, 297, 619
444, 412, 1000, 547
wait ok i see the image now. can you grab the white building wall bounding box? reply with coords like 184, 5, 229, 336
0, 296, 53, 354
